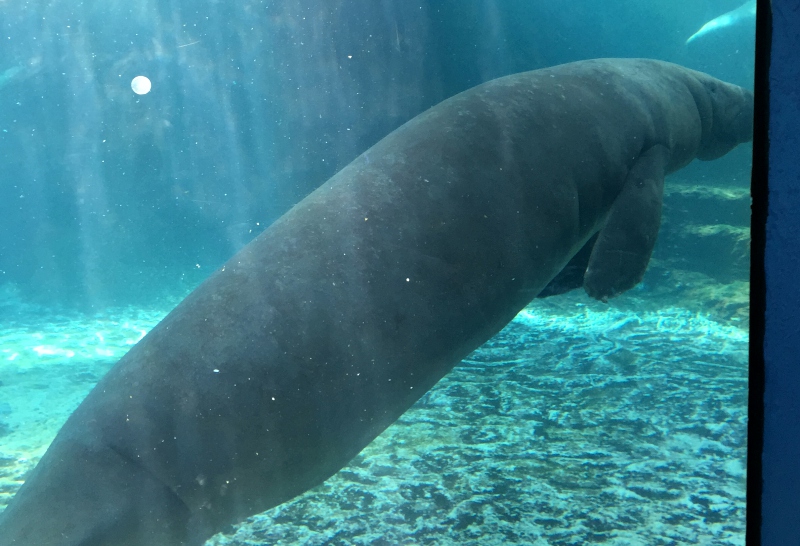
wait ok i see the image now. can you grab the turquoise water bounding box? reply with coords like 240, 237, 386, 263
0, 1, 754, 543
0, 279, 747, 545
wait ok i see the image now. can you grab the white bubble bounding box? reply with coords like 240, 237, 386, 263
131, 75, 152, 95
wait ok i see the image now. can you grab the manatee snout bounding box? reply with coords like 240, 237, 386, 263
697, 79, 754, 161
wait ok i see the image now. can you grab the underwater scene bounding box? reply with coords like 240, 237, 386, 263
0, 1, 754, 545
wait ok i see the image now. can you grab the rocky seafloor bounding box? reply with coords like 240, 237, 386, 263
207, 290, 747, 546
0, 274, 748, 546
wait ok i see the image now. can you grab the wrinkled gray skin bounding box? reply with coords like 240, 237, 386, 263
0, 59, 752, 546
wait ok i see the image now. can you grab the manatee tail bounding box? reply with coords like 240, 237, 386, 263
685, 0, 756, 44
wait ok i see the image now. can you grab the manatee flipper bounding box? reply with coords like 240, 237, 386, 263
583, 145, 670, 301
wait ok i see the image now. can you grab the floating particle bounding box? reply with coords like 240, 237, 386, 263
131, 75, 152, 95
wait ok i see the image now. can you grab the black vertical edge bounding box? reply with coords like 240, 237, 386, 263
746, 0, 770, 544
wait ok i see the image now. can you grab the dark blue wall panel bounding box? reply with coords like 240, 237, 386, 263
761, 0, 800, 542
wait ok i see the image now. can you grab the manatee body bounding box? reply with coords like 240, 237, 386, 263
0, 59, 752, 545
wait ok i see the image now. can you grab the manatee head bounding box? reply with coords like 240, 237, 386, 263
693, 75, 754, 161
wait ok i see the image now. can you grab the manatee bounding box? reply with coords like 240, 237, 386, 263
0, 58, 753, 545
686, 0, 756, 44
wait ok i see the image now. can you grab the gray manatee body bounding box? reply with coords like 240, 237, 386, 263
0, 58, 752, 545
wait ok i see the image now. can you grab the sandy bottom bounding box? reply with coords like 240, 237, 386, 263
0, 286, 747, 545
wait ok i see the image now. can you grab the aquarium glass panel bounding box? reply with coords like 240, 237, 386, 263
0, 1, 755, 544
